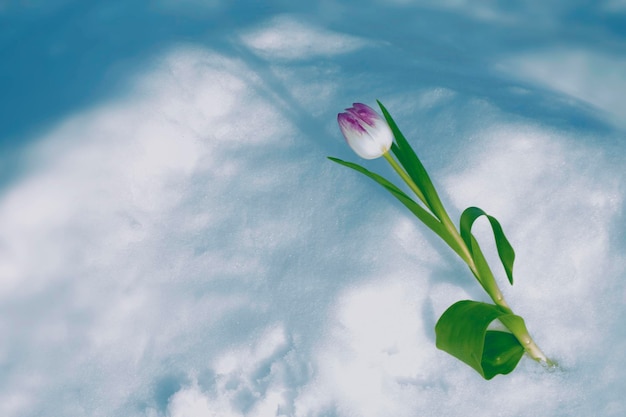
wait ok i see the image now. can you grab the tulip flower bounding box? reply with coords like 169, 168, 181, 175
329, 100, 554, 380
337, 103, 394, 159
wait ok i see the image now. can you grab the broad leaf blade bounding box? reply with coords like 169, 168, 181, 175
377, 101, 448, 222
327, 157, 464, 258
460, 206, 516, 285
482, 331, 525, 379
435, 300, 525, 379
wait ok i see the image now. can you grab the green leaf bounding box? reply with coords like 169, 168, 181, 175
327, 157, 465, 259
435, 300, 526, 380
481, 331, 526, 378
460, 207, 516, 285
377, 100, 448, 223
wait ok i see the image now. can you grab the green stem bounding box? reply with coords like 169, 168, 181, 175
523, 336, 553, 365
383, 152, 429, 208
383, 152, 477, 266
501, 315, 553, 365
383, 152, 469, 262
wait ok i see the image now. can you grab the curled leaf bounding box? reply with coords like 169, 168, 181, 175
435, 300, 526, 379
460, 207, 516, 285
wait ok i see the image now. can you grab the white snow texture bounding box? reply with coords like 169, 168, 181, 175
1, 2, 625, 417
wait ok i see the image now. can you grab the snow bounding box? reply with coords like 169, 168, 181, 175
1, 2, 625, 416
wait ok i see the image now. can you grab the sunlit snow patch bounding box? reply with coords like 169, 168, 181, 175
499, 48, 626, 128
240, 15, 369, 60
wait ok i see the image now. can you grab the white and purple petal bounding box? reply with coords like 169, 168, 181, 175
337, 102, 393, 159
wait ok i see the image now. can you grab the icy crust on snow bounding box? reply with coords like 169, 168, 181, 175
1, 8, 626, 417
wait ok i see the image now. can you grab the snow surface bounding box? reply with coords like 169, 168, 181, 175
1, 1, 625, 416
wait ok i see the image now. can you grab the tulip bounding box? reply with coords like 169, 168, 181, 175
337, 103, 394, 159
330, 101, 555, 378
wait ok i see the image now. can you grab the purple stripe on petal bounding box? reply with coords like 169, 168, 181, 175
349, 103, 380, 127
338, 112, 366, 134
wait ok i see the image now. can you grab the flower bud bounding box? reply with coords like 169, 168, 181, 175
337, 103, 394, 159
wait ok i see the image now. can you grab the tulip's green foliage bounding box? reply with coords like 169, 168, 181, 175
327, 157, 465, 260
327, 158, 440, 232
377, 100, 446, 221
461, 207, 516, 285
330, 100, 552, 379
482, 331, 526, 378
435, 300, 526, 379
